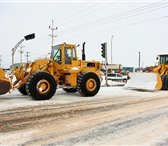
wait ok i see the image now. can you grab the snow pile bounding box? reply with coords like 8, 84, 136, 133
125, 72, 158, 91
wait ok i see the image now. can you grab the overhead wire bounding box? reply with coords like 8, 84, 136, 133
57, 0, 108, 27
62, 3, 168, 32
60, 15, 168, 41
28, 1, 168, 53
23, 1, 93, 49
26, 1, 105, 48
58, 2, 119, 29
85, 15, 168, 35
26, 0, 119, 50
57, 1, 167, 34
56, 0, 93, 22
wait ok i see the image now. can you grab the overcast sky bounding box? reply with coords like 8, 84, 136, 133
0, 0, 168, 68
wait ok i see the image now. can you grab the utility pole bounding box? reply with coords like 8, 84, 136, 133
138, 51, 141, 72
25, 52, 30, 63
0, 56, 1, 68
49, 20, 57, 48
111, 35, 114, 72
18, 43, 24, 66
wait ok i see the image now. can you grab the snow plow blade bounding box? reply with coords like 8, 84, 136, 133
124, 72, 162, 91
0, 68, 11, 95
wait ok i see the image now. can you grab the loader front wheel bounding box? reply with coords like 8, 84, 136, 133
163, 74, 168, 90
26, 72, 57, 100
161, 74, 167, 90
18, 84, 28, 95
77, 72, 100, 97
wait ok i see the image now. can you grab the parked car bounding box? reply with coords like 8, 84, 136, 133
106, 73, 127, 83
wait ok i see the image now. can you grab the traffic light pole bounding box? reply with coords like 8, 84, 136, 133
105, 43, 109, 86
105, 59, 109, 86
101, 42, 109, 86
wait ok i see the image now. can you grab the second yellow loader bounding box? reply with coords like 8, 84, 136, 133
125, 54, 168, 91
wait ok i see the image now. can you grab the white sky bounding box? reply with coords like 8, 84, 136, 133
0, 0, 168, 68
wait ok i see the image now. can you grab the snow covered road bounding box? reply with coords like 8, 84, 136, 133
0, 86, 168, 145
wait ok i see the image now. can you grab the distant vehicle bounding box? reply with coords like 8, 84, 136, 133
106, 73, 127, 83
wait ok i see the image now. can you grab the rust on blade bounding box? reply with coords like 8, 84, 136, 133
0, 79, 11, 95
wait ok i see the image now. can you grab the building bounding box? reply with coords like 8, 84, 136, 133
101, 63, 123, 73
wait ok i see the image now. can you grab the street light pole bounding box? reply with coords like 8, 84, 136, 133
12, 39, 24, 68
111, 35, 114, 72
11, 33, 35, 69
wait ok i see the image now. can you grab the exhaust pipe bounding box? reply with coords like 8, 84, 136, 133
82, 42, 86, 60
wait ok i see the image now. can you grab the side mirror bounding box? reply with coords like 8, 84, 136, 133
24, 33, 35, 40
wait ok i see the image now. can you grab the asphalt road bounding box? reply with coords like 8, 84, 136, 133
0, 86, 168, 145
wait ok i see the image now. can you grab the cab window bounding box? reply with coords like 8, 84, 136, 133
160, 56, 168, 64
65, 47, 72, 64
51, 45, 61, 64
72, 48, 77, 60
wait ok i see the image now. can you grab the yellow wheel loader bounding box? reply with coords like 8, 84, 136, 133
0, 42, 102, 100
125, 54, 168, 91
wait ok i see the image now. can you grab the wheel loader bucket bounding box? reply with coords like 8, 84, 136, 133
124, 72, 162, 91
0, 68, 11, 95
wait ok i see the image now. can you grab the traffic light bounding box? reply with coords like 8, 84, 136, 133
101, 42, 107, 59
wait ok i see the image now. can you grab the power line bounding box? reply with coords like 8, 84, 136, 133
26, 1, 167, 55
57, 1, 167, 34
28, 1, 93, 38
24, 1, 120, 50
57, 1, 107, 27
56, 0, 92, 21
92, 15, 168, 34
61, 15, 168, 40
56, 2, 168, 33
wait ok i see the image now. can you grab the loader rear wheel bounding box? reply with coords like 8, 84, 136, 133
18, 84, 28, 95
26, 72, 57, 100
77, 72, 100, 97
63, 88, 77, 93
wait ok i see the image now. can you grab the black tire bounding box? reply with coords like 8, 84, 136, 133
18, 84, 28, 95
163, 74, 168, 90
161, 74, 167, 90
26, 72, 57, 100
77, 72, 100, 97
63, 88, 77, 93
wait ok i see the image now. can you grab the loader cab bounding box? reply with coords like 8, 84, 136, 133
157, 54, 168, 65
51, 44, 78, 67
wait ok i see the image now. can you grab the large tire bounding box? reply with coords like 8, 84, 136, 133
163, 74, 168, 90
63, 88, 77, 93
161, 74, 167, 90
26, 72, 57, 100
18, 84, 28, 95
77, 72, 100, 97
